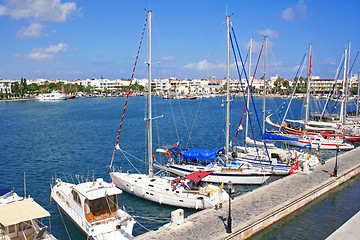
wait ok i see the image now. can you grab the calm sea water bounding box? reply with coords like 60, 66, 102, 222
0, 96, 356, 239
250, 173, 360, 240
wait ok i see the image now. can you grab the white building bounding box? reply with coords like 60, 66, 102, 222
0, 79, 11, 94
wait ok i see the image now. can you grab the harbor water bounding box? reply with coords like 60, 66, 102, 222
0, 96, 356, 239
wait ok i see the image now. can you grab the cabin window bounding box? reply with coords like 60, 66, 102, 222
8, 225, 15, 234
94, 199, 101, 212
85, 195, 118, 222
101, 197, 108, 211
108, 195, 117, 210
0, 224, 4, 235
19, 221, 31, 231
72, 190, 81, 206
85, 200, 91, 214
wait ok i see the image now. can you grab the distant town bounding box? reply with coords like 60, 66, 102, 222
0, 74, 359, 100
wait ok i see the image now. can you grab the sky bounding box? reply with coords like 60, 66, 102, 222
0, 0, 359, 81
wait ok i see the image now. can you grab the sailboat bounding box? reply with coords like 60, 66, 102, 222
266, 44, 354, 150
230, 37, 319, 174
109, 10, 228, 210
154, 16, 272, 184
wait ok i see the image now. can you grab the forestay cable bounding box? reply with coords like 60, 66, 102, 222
110, 14, 148, 168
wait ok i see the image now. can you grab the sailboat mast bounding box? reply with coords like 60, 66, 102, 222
245, 37, 252, 150
147, 10, 153, 177
262, 36, 267, 133
357, 63, 360, 117
304, 44, 312, 128
340, 48, 348, 124
344, 42, 351, 119
225, 15, 230, 162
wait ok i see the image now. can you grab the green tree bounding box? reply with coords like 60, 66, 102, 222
28, 83, 38, 96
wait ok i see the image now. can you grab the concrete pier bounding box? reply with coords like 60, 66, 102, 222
134, 147, 360, 240
326, 211, 360, 240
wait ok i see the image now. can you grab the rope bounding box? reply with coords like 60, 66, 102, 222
133, 216, 170, 221
57, 204, 72, 240
110, 13, 148, 168
118, 147, 144, 174
229, 26, 270, 162
233, 41, 264, 143
169, 99, 180, 142
135, 219, 153, 232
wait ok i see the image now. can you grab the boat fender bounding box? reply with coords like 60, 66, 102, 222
165, 152, 171, 158
307, 154, 311, 160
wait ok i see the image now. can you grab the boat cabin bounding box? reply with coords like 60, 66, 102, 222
0, 198, 53, 240
70, 178, 123, 223
84, 194, 118, 222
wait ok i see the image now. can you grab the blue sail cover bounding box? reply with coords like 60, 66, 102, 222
263, 132, 298, 141
182, 149, 222, 160
169, 147, 188, 155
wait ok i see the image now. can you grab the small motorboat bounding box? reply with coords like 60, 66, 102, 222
36, 91, 67, 101
0, 189, 56, 239
51, 177, 135, 240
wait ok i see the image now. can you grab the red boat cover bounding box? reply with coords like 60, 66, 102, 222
171, 170, 214, 191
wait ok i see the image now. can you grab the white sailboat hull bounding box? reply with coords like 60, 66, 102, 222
286, 138, 354, 150
233, 146, 320, 175
156, 163, 271, 184
110, 172, 228, 210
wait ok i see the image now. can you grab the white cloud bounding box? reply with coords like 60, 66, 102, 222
296, 0, 308, 19
242, 40, 262, 54
184, 59, 224, 71
26, 42, 69, 60
281, 7, 295, 21
257, 29, 279, 39
242, 39, 275, 56
16, 23, 43, 39
0, 0, 77, 22
281, 0, 308, 21
161, 56, 175, 61
322, 58, 337, 65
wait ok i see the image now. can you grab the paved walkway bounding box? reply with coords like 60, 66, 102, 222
134, 147, 360, 240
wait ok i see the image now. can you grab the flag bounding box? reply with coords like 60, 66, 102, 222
174, 141, 181, 147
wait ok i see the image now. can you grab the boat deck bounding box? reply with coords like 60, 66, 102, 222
134, 147, 360, 240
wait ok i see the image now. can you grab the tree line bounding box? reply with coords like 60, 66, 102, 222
1, 78, 145, 100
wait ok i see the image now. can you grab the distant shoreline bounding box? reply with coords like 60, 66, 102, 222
0, 93, 301, 103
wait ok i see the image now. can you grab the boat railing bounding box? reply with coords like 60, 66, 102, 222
109, 166, 122, 173
32, 219, 57, 239
52, 190, 92, 231
0, 232, 10, 240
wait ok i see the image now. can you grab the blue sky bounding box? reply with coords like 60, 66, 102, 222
0, 0, 359, 81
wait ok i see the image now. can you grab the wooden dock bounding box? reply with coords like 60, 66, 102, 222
134, 147, 360, 240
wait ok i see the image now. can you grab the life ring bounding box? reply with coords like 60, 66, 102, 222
165, 152, 171, 158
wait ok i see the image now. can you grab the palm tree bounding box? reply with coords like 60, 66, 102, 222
4, 82, 9, 99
